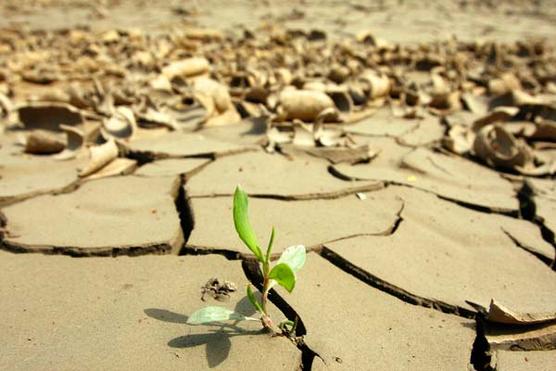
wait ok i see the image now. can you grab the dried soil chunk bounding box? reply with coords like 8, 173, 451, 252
323, 187, 556, 315
1, 176, 184, 255
186, 192, 403, 255
496, 350, 556, 371
333, 146, 518, 212
82, 158, 138, 181
186, 150, 381, 199
128, 132, 254, 159
288, 254, 476, 370
0, 252, 299, 370
486, 321, 556, 351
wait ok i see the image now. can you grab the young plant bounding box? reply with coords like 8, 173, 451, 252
187, 186, 306, 336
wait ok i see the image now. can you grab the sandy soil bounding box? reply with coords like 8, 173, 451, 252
0, 0, 555, 370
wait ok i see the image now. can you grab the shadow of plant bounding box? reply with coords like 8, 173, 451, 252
144, 296, 264, 368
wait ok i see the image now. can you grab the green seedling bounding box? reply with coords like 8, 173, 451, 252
187, 186, 306, 336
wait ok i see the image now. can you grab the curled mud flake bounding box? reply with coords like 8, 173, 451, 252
193, 77, 232, 113
56, 122, 101, 159
162, 57, 210, 80
136, 108, 178, 131
18, 102, 84, 131
484, 299, 556, 326
149, 74, 173, 93
304, 144, 378, 165
473, 124, 534, 170
472, 106, 519, 131
0, 92, 13, 118
326, 89, 353, 113
462, 93, 489, 115
21, 66, 61, 85
82, 158, 137, 181
193, 77, 241, 127
488, 72, 522, 96
245, 86, 270, 105
443, 125, 474, 155
292, 123, 316, 147
102, 106, 136, 140
277, 89, 336, 122
78, 139, 119, 177
200, 277, 238, 302
358, 70, 391, 100
24, 130, 65, 155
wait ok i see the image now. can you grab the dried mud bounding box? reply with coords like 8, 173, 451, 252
1, 0, 555, 370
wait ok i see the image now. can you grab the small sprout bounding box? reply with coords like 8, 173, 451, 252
187, 185, 306, 335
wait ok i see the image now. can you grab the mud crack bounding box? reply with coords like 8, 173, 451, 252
517, 181, 556, 270
241, 259, 322, 370
319, 246, 476, 319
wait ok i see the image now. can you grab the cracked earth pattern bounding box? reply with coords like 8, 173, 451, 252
1, 0, 556, 370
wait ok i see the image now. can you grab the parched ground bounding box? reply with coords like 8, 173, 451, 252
0, 0, 555, 370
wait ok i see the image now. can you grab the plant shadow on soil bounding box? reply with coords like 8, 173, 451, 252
144, 296, 264, 368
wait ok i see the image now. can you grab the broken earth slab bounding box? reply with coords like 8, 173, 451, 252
198, 117, 268, 146
486, 321, 556, 351
16, 101, 84, 131
499, 216, 555, 265
495, 350, 556, 371
321, 186, 556, 316
281, 253, 476, 370
0, 252, 300, 370
186, 192, 403, 256
135, 158, 212, 178
81, 157, 138, 181
395, 114, 445, 147
344, 107, 419, 137
1, 175, 184, 256
527, 178, 556, 235
186, 150, 382, 199
127, 131, 257, 159
482, 299, 556, 325
0, 147, 84, 206
333, 145, 518, 212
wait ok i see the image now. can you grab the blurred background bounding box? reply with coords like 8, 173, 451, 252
1, 0, 556, 43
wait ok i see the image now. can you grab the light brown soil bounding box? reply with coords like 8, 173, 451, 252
0, 0, 555, 370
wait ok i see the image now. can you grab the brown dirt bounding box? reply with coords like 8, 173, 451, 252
1, 0, 555, 370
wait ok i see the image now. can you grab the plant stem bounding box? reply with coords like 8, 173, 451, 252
260, 261, 275, 332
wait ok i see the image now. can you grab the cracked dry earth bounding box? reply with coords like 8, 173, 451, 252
1, 0, 556, 370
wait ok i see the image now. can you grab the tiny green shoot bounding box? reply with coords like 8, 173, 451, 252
187, 186, 306, 336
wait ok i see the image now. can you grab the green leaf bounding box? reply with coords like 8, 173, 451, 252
268, 263, 296, 293
277, 245, 306, 272
264, 227, 276, 264
246, 285, 264, 314
187, 306, 257, 325
233, 186, 263, 261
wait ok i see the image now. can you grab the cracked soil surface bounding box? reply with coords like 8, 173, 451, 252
1, 0, 555, 370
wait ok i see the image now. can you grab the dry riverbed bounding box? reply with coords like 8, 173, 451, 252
0, 0, 555, 370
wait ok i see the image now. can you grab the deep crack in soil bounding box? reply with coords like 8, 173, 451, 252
319, 246, 477, 319
241, 259, 321, 370
517, 181, 556, 270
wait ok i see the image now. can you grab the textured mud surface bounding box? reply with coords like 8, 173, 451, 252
1, 0, 555, 370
